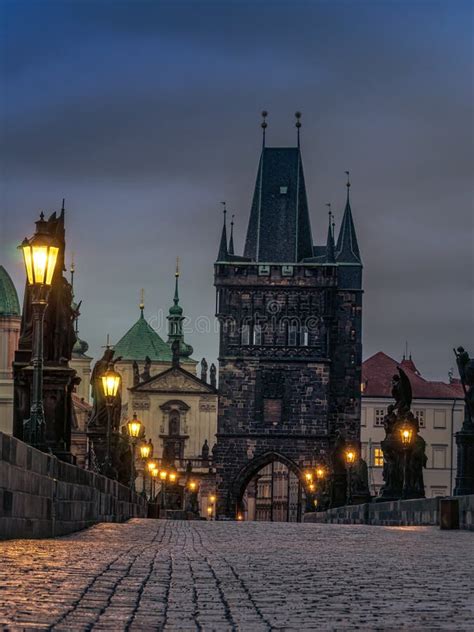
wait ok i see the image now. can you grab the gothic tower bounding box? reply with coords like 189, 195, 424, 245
213, 117, 363, 518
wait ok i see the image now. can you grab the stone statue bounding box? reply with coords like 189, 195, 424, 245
212, 442, 218, 462
210, 363, 217, 389
454, 346, 474, 424
201, 357, 208, 383
379, 367, 426, 501
132, 360, 140, 386
201, 439, 210, 460
329, 430, 347, 507
141, 356, 152, 382
453, 347, 474, 496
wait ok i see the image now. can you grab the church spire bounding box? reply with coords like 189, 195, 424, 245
139, 288, 145, 318
325, 203, 335, 263
229, 214, 235, 255
167, 259, 193, 360
217, 202, 228, 261
336, 171, 361, 263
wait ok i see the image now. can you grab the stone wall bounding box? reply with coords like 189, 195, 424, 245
303, 495, 474, 531
0, 432, 147, 539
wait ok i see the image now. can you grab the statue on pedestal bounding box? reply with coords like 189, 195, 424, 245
379, 367, 426, 501
453, 347, 474, 496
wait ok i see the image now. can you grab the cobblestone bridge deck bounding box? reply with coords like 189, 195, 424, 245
1, 520, 473, 631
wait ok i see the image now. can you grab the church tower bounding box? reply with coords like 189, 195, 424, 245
213, 115, 363, 518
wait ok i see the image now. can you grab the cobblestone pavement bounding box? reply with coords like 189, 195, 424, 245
1, 520, 473, 631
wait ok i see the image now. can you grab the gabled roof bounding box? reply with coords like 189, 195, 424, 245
0, 265, 20, 317
243, 147, 314, 262
130, 364, 216, 394
114, 309, 172, 362
362, 351, 464, 399
336, 191, 361, 264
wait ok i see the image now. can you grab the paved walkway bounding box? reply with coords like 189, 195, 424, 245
0, 520, 473, 631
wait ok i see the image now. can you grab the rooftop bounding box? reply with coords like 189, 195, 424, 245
362, 351, 464, 400
0, 266, 21, 317
114, 309, 172, 362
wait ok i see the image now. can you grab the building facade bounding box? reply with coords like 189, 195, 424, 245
0, 266, 21, 434
214, 129, 364, 518
361, 352, 464, 497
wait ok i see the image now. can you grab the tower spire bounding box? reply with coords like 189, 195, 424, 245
174, 257, 180, 305
261, 110, 268, 149
167, 259, 193, 360
217, 202, 228, 261
295, 111, 302, 148
139, 288, 145, 317
325, 203, 335, 263
229, 214, 235, 255
336, 171, 361, 263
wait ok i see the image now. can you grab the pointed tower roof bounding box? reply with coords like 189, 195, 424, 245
336, 175, 361, 264
114, 302, 172, 362
244, 146, 314, 263
0, 265, 20, 317
167, 260, 194, 360
217, 204, 228, 261
228, 215, 235, 255
325, 205, 335, 263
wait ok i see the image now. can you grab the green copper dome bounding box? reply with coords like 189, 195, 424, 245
0, 265, 21, 317
114, 309, 172, 362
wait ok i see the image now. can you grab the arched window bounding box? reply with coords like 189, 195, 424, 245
169, 410, 180, 436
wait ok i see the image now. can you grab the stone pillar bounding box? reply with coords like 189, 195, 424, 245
454, 411, 474, 496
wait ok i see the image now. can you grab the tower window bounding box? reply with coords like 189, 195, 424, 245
253, 324, 262, 346
373, 447, 384, 467
280, 186, 288, 194
288, 323, 298, 346
169, 410, 180, 436
241, 324, 250, 346
300, 327, 309, 346
264, 398, 282, 425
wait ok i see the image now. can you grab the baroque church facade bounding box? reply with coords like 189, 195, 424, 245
213, 122, 363, 518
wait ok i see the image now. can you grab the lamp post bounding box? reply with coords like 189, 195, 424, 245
159, 467, 168, 514
101, 363, 121, 477
20, 217, 59, 447
345, 449, 356, 505
400, 424, 414, 499
151, 467, 159, 502
209, 493, 216, 520
140, 440, 153, 498
126, 413, 143, 492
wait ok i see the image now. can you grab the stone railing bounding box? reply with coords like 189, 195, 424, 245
303, 495, 474, 530
0, 431, 147, 540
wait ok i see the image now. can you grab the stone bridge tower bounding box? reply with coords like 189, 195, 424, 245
214, 120, 363, 518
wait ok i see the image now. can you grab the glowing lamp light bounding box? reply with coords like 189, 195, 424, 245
188, 481, 197, 492
207, 506, 213, 516
304, 471, 313, 483
315, 467, 325, 480
140, 441, 153, 460
101, 365, 121, 402
209, 494, 216, 504
147, 459, 158, 473
309, 483, 315, 492
169, 472, 177, 483
151, 468, 159, 479
237, 513, 243, 521
400, 425, 413, 447
21, 231, 59, 288
159, 469, 168, 481
345, 450, 356, 465
127, 413, 143, 439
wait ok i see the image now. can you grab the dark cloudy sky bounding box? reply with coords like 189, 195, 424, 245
1, 0, 473, 380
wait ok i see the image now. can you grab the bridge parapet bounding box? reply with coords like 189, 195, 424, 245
0, 432, 147, 539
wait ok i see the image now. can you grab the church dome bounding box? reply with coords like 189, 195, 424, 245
169, 302, 183, 316
73, 335, 90, 357
114, 309, 172, 362
0, 266, 21, 317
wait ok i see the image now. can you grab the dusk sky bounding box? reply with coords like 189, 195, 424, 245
1, 0, 472, 380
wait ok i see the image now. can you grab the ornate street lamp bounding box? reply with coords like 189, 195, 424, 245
20, 216, 59, 447
315, 466, 326, 480
304, 471, 313, 483
400, 423, 414, 499
101, 363, 121, 476
126, 413, 143, 492
345, 449, 356, 505
140, 439, 153, 498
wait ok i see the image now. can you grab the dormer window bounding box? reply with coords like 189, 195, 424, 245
280, 186, 288, 195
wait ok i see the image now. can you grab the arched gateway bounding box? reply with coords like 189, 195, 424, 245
213, 127, 363, 520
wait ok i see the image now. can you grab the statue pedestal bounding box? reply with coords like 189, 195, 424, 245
454, 419, 474, 497
13, 359, 77, 461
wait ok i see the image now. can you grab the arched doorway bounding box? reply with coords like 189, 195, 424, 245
234, 452, 305, 522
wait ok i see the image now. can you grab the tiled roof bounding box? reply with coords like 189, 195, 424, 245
0, 266, 21, 317
362, 351, 464, 399
114, 310, 172, 362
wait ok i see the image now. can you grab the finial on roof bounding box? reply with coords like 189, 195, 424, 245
61, 198, 65, 212
345, 170, 351, 201
139, 288, 145, 314
175, 256, 180, 278
295, 111, 302, 148
325, 203, 335, 263
39, 212, 45, 221
261, 110, 268, 148
229, 214, 235, 255
217, 201, 228, 260
173, 258, 180, 305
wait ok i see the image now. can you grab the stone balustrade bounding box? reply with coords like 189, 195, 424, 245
0, 431, 147, 539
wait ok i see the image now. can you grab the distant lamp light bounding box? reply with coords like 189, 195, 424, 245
127, 413, 143, 439
345, 450, 356, 465
188, 481, 197, 492
159, 469, 168, 480
304, 471, 313, 483
169, 471, 177, 483
400, 425, 413, 447
140, 440, 153, 461
309, 483, 315, 492
101, 365, 121, 403
209, 494, 217, 504
147, 459, 158, 473
207, 506, 213, 517
237, 513, 243, 521
315, 467, 325, 480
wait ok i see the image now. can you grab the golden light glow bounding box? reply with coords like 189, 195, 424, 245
209, 494, 216, 503
207, 506, 213, 516
237, 513, 243, 521
127, 413, 142, 439
188, 481, 197, 491
345, 450, 356, 465
151, 468, 159, 478
309, 483, 315, 492
169, 472, 177, 483
22, 242, 59, 287
101, 366, 121, 399
147, 459, 158, 472
140, 443, 152, 460
159, 469, 168, 480
304, 471, 313, 482
400, 425, 413, 446
315, 467, 325, 479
